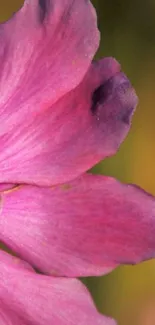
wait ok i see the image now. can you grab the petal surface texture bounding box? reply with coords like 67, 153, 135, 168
0, 173, 155, 277
0, 57, 138, 185
0, 251, 116, 325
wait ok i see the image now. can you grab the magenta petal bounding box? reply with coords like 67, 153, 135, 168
0, 251, 115, 325
0, 173, 155, 277
0, 58, 138, 185
0, 0, 99, 110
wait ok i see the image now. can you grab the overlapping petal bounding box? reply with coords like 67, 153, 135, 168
0, 173, 155, 277
0, 0, 99, 112
0, 58, 138, 185
0, 250, 115, 325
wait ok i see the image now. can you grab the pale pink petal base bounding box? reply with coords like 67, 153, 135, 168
0, 173, 155, 277
0, 58, 138, 185
0, 250, 116, 325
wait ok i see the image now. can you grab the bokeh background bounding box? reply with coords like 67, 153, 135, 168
0, 0, 155, 324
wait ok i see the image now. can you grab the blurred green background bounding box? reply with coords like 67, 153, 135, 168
1, 0, 155, 324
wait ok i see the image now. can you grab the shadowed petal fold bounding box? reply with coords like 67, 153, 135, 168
0, 58, 138, 185
0, 173, 155, 277
0, 250, 115, 325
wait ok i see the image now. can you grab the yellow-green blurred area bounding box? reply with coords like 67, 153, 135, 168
0, 0, 155, 324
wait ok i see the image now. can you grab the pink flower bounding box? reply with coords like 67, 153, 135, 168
0, 0, 154, 324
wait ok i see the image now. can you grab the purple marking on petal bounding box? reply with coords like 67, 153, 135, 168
38, 0, 48, 22
0, 58, 138, 186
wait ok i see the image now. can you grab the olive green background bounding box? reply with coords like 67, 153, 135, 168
0, 1, 155, 324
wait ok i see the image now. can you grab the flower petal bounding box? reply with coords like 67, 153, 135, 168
0, 58, 138, 185
0, 250, 115, 325
0, 173, 155, 277
0, 0, 99, 111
